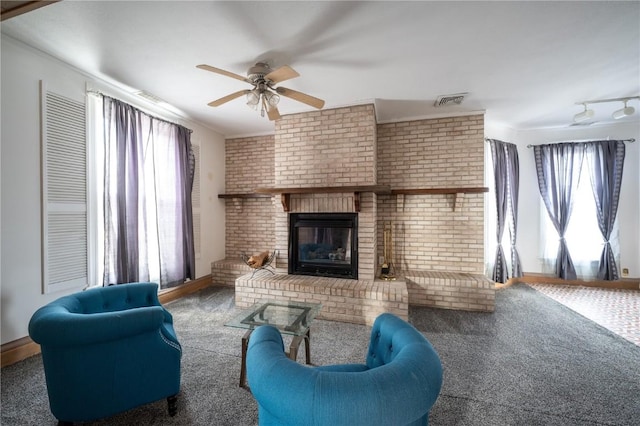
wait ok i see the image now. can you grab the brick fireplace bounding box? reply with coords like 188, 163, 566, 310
272, 105, 379, 281
215, 104, 494, 321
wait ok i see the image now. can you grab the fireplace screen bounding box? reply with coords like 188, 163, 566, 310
288, 213, 358, 279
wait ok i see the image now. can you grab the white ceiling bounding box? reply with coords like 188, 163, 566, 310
2, 1, 639, 138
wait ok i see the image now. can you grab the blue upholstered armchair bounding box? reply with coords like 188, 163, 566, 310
28, 283, 182, 425
247, 313, 443, 426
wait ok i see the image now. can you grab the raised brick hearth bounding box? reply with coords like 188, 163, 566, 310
211, 261, 493, 321
404, 270, 494, 311
215, 104, 495, 316
235, 270, 409, 325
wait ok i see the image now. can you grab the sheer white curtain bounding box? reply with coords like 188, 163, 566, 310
485, 146, 511, 277
90, 94, 195, 288
540, 178, 613, 278
534, 143, 585, 280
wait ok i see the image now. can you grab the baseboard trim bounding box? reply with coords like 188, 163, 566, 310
158, 274, 214, 304
1, 275, 215, 368
501, 273, 640, 290
1, 337, 41, 368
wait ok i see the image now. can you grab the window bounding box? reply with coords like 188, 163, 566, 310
539, 150, 619, 279
87, 92, 195, 288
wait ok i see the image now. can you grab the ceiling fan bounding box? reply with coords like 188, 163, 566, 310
197, 62, 325, 120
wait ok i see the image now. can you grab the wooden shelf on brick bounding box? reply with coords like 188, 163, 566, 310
217, 193, 272, 212
391, 187, 489, 211
217, 193, 273, 199
390, 187, 489, 195
255, 185, 391, 212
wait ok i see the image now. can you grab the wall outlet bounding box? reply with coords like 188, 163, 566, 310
621, 268, 629, 277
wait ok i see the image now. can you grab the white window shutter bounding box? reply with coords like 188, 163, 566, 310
191, 143, 201, 258
41, 81, 88, 293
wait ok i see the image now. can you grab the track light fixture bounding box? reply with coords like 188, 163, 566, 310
574, 96, 639, 122
612, 100, 635, 120
574, 104, 594, 122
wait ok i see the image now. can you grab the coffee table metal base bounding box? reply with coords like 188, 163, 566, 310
239, 328, 312, 389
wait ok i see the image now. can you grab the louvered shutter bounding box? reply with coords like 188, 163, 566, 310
41, 82, 87, 293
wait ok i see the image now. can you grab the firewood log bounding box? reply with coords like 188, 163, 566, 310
247, 251, 270, 268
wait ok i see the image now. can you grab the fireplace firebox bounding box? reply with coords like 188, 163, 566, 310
288, 213, 358, 279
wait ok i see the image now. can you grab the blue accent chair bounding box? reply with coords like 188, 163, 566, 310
247, 313, 443, 426
28, 282, 182, 425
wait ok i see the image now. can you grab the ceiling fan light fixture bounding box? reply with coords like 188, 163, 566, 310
246, 90, 260, 107
612, 100, 635, 119
264, 91, 280, 107
573, 104, 594, 122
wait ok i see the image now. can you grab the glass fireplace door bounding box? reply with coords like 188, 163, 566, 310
288, 213, 358, 279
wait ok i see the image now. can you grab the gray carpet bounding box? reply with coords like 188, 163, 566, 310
2, 283, 639, 425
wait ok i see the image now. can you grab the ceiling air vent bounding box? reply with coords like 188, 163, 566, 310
434, 93, 467, 107
135, 90, 166, 104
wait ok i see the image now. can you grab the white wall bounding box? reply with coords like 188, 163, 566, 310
486, 120, 640, 278
0, 37, 226, 344
190, 121, 226, 276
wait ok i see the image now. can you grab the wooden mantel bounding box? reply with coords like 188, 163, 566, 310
219, 186, 489, 212
390, 187, 488, 195
217, 193, 272, 199
255, 185, 392, 195
391, 187, 489, 211
255, 185, 391, 212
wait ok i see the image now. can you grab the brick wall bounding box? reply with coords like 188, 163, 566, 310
376, 115, 485, 274
224, 135, 275, 257
274, 104, 377, 187
377, 116, 484, 189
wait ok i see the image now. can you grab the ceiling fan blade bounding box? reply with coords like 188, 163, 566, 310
275, 87, 325, 109
265, 65, 300, 84
197, 64, 250, 83
208, 90, 251, 107
267, 104, 281, 121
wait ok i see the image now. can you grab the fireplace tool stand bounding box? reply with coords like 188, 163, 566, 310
380, 222, 396, 281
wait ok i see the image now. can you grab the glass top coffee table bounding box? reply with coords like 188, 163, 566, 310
225, 300, 322, 389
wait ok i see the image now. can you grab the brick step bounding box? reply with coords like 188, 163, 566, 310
211, 258, 253, 287
402, 270, 495, 312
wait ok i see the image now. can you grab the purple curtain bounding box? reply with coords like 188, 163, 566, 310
102, 96, 195, 288
534, 143, 585, 280
505, 142, 522, 279
585, 140, 625, 280
489, 140, 508, 282
489, 139, 522, 283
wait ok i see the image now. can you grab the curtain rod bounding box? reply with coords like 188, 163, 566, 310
87, 89, 193, 134
525, 138, 635, 148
